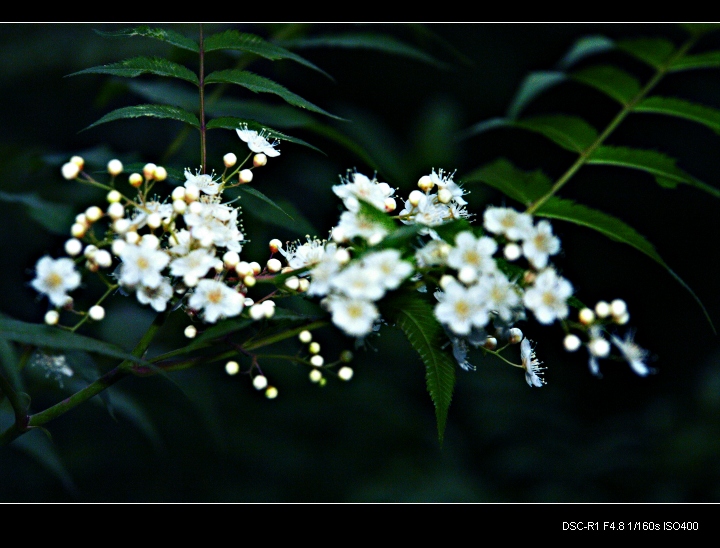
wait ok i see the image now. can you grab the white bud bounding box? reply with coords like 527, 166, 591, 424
595, 301, 611, 318
267, 258, 282, 273
239, 169, 253, 183
589, 337, 611, 358
223, 251, 240, 269
504, 243, 522, 261
188, 201, 203, 216
154, 166, 167, 181
439, 274, 455, 290
64, 238, 83, 257
141, 234, 160, 249
249, 304, 265, 320
437, 188, 453, 204
417, 175, 434, 192
70, 223, 86, 238
107, 202, 125, 220
184, 184, 200, 202
408, 190, 424, 207
253, 375, 268, 390
107, 159, 123, 176
89, 305, 105, 321
111, 239, 126, 256
338, 366, 354, 381
225, 361, 240, 375
85, 206, 103, 223
564, 334, 582, 352
331, 226, 347, 243
308, 342, 321, 355
113, 218, 130, 234
75, 213, 89, 227
310, 355, 324, 367
171, 186, 186, 201
125, 231, 140, 245
128, 173, 143, 188
298, 278, 310, 293
147, 213, 162, 230
483, 337, 498, 350
244, 297, 254, 307
94, 250, 112, 268
284, 276, 300, 291
236, 261, 252, 277
334, 248, 351, 265
615, 312, 630, 325
457, 266, 477, 285
106, 190, 122, 203
141, 163, 156, 180
83, 245, 99, 258
384, 197, 397, 212
610, 299, 627, 318
223, 153, 237, 168
184, 325, 197, 339
508, 327, 523, 344
368, 233, 384, 246
299, 330, 312, 344
44, 310, 60, 326
262, 300, 275, 319
243, 275, 256, 288
184, 274, 199, 288
172, 199, 187, 214
265, 386, 278, 399
70, 156, 84, 170
309, 369, 322, 383
61, 162, 80, 180
249, 262, 261, 275
579, 308, 596, 325
253, 153, 267, 167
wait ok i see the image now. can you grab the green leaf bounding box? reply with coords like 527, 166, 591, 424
204, 70, 343, 120
384, 292, 456, 444
83, 104, 200, 131
617, 38, 676, 69
234, 193, 317, 236
279, 32, 449, 70
0, 339, 22, 393
462, 158, 552, 207
302, 123, 384, 173
94, 25, 199, 52
237, 185, 294, 221
535, 197, 715, 333
0, 191, 73, 235
513, 114, 599, 153
206, 116, 323, 153
358, 199, 397, 235
588, 145, 720, 198
13, 430, 77, 495
0, 318, 149, 365
431, 218, 474, 244
507, 71, 566, 119
670, 51, 720, 71
67, 57, 199, 85
572, 65, 641, 105
680, 23, 720, 37
634, 96, 720, 135
557, 35, 615, 70
204, 30, 331, 78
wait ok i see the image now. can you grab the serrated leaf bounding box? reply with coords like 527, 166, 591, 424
0, 191, 73, 235
68, 57, 199, 85
588, 145, 720, 198
237, 185, 294, 221
535, 197, 715, 333
204, 70, 343, 120
94, 26, 199, 52
513, 114, 599, 153
507, 71, 566, 119
572, 65, 641, 105
0, 318, 149, 365
670, 51, 720, 72
206, 116, 322, 153
617, 38, 676, 69
462, 157, 552, 206
83, 104, 200, 131
384, 292, 455, 444
204, 30, 331, 78
557, 35, 615, 70
279, 32, 449, 70
634, 96, 720, 135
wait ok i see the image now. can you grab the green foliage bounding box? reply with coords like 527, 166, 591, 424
512, 115, 599, 153
94, 26, 199, 52
634, 96, 720, 135
69, 57, 199, 85
83, 104, 200, 131
616, 38, 676, 68
0, 191, 73, 235
571, 65, 641, 105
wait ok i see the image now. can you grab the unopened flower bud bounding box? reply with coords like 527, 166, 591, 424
243, 275, 256, 287
113, 218, 130, 234
184, 325, 197, 339
107, 159, 123, 176
595, 301, 611, 318
265, 386, 278, 399
261, 300, 275, 319
75, 213, 89, 227
253, 153, 267, 167
141, 234, 160, 249
44, 310, 60, 326
508, 327, 523, 344
70, 223, 86, 238
504, 243, 522, 261
89, 305, 105, 321
107, 202, 125, 220
147, 213, 162, 230
106, 190, 122, 203
154, 166, 167, 181
143, 163, 157, 180
70, 156, 84, 170
248, 303, 264, 319
236, 261, 252, 277
111, 239, 126, 256
331, 226, 347, 243
439, 274, 455, 290
249, 262, 261, 275
94, 249, 112, 268
484, 337, 498, 350
269, 239, 283, 253
172, 199, 187, 214
225, 361, 240, 375
244, 297, 254, 307
184, 274, 199, 288
223, 251, 240, 269
253, 375, 268, 390
334, 248, 351, 265
284, 276, 300, 291
309, 369, 322, 383
267, 258, 282, 273
564, 334, 582, 352
579, 308, 595, 325
184, 185, 200, 202
128, 173, 143, 188
589, 337, 611, 358
417, 175, 434, 192
61, 162, 80, 180
384, 197, 397, 212
309, 354, 324, 367
125, 231, 140, 245
239, 169, 254, 184
437, 188, 453, 204
610, 299, 627, 318
408, 190, 424, 207
85, 206, 103, 223
338, 366, 354, 381
458, 266, 477, 285
223, 153, 237, 168
299, 330, 312, 344
614, 312, 630, 325
298, 278, 310, 293
308, 342, 321, 355
170, 186, 185, 202
64, 238, 82, 256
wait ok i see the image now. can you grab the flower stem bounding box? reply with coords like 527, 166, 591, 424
199, 23, 207, 174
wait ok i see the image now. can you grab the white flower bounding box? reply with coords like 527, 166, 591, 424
476, 272, 521, 322
136, 278, 174, 312
331, 262, 385, 301
361, 249, 413, 291
611, 332, 652, 376
483, 207, 533, 241
334, 210, 389, 243
446, 231, 498, 281
280, 238, 329, 270
429, 168, 467, 206
31, 256, 81, 307
520, 338, 545, 387
324, 295, 379, 337
332, 172, 394, 212
118, 242, 170, 289
415, 240, 450, 267
169, 248, 217, 284
522, 220, 561, 269
188, 279, 244, 323
522, 268, 573, 324
434, 278, 489, 336
184, 169, 220, 196
236, 125, 280, 157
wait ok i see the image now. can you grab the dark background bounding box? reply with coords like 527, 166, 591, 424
0, 23, 719, 502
